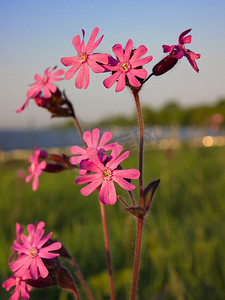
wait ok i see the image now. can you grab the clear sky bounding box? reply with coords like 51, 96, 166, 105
0, 0, 225, 129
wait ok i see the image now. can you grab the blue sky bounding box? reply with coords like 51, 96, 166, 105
1, 0, 225, 129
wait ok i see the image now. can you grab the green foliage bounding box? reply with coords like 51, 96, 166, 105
1, 146, 225, 299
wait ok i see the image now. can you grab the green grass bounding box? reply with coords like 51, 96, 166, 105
1, 145, 225, 300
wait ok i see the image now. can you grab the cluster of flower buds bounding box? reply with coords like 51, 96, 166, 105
2, 222, 63, 300
69, 128, 140, 205
26, 146, 76, 191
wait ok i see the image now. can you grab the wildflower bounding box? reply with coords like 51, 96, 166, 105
25, 147, 47, 191
2, 272, 32, 300
162, 29, 201, 72
61, 27, 109, 89
16, 66, 64, 113
10, 228, 61, 279
103, 39, 153, 92
70, 128, 115, 166
75, 144, 140, 205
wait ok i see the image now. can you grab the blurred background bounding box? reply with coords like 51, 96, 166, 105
0, 0, 225, 299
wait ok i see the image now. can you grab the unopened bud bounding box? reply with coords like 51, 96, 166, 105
152, 55, 178, 76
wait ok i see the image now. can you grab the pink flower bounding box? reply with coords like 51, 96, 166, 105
10, 228, 61, 279
16, 66, 64, 113
61, 27, 109, 89
103, 39, 153, 92
2, 272, 32, 300
75, 144, 140, 205
162, 29, 201, 72
70, 128, 115, 166
25, 147, 47, 191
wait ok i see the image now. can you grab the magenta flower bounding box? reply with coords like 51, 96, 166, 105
75, 144, 140, 205
61, 27, 109, 89
2, 272, 32, 300
162, 29, 201, 72
103, 39, 153, 92
16, 66, 64, 113
25, 147, 47, 191
70, 128, 115, 166
10, 228, 61, 279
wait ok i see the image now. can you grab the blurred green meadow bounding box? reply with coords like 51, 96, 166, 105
1, 145, 225, 300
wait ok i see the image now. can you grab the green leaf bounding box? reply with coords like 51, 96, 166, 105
144, 179, 160, 210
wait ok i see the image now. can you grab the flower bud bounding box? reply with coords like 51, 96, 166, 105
152, 55, 178, 76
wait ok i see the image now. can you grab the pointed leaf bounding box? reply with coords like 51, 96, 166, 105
144, 179, 160, 210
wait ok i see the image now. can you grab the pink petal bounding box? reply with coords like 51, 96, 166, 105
72, 34, 82, 53
75, 64, 87, 89
129, 45, 148, 64
89, 53, 109, 64
99, 181, 117, 205
51, 69, 65, 78
103, 71, 122, 89
112, 43, 125, 62
80, 178, 103, 196
65, 63, 81, 80
129, 68, 147, 79
107, 150, 130, 170
92, 128, 100, 147
61, 56, 78, 67
76, 173, 102, 185
182, 35, 192, 44
32, 175, 39, 191
70, 155, 87, 165
98, 131, 112, 149
83, 130, 93, 147
127, 72, 141, 87
85, 27, 103, 54
178, 29, 192, 45
113, 169, 140, 179
30, 258, 38, 279
88, 59, 105, 73
124, 39, 133, 61
36, 256, 48, 278
113, 175, 136, 191
36, 231, 52, 249
83, 63, 90, 89
80, 158, 103, 172
33, 229, 45, 247
162, 45, 174, 53
40, 242, 61, 255
115, 72, 126, 92
16, 98, 30, 113
131, 55, 153, 69
71, 145, 86, 155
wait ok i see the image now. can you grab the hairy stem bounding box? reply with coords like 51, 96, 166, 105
100, 202, 115, 300
133, 90, 144, 207
130, 219, 144, 300
70, 258, 95, 300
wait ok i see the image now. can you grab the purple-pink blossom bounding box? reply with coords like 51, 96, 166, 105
61, 27, 109, 89
10, 227, 61, 279
25, 147, 47, 191
2, 272, 32, 300
70, 128, 115, 166
103, 39, 153, 92
162, 29, 201, 72
16, 66, 64, 113
75, 144, 140, 205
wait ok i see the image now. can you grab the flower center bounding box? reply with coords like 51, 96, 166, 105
121, 62, 131, 72
30, 247, 38, 257
15, 277, 21, 286
103, 168, 112, 181
31, 163, 35, 172
42, 75, 48, 84
78, 52, 87, 63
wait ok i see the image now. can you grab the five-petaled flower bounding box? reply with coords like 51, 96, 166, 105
2, 272, 32, 300
75, 143, 140, 205
10, 227, 61, 280
16, 66, 65, 113
103, 39, 153, 92
25, 147, 47, 191
162, 28, 201, 72
61, 27, 109, 89
70, 128, 115, 171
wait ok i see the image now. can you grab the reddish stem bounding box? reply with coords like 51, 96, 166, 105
70, 258, 95, 300
100, 202, 115, 300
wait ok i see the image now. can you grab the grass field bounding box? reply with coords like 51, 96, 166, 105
1, 145, 225, 300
